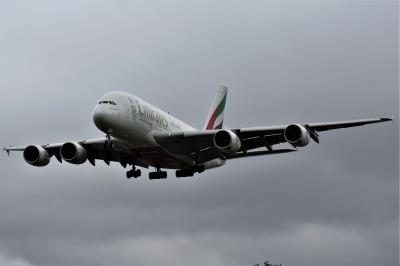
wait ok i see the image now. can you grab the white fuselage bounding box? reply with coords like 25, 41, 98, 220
92, 91, 200, 169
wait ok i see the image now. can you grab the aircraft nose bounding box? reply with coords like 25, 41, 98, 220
93, 106, 106, 130
93, 105, 115, 133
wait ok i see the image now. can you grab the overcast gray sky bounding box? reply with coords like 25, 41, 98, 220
0, 1, 398, 265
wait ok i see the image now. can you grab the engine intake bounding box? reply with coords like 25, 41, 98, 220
23, 145, 50, 167
60, 142, 88, 164
284, 124, 310, 147
213, 129, 241, 153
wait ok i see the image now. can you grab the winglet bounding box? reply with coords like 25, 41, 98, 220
380, 116, 394, 125
3, 147, 10, 156
381, 116, 394, 122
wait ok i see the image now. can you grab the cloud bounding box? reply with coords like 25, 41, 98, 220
0, 251, 33, 266
0, 0, 397, 265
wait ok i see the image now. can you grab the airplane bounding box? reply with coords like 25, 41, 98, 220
4, 86, 393, 180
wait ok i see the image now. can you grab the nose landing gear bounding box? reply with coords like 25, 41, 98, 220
104, 131, 114, 150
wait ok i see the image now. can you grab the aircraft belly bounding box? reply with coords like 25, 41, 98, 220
129, 146, 191, 169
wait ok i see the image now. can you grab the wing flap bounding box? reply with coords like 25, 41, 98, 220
153, 131, 215, 154
226, 149, 296, 159
240, 133, 286, 151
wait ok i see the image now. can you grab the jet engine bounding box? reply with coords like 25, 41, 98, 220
213, 129, 241, 153
23, 145, 50, 167
284, 124, 310, 147
60, 142, 88, 164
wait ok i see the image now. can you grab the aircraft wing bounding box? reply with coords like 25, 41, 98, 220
153, 117, 393, 164
236, 117, 394, 138
4, 138, 148, 168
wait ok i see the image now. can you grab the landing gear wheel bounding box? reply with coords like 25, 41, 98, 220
149, 170, 167, 180
133, 169, 141, 178
126, 171, 133, 179
126, 168, 141, 179
176, 169, 194, 178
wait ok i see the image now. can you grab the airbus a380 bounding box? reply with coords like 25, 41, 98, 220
4, 86, 393, 179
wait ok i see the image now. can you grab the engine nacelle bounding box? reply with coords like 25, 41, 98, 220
60, 142, 88, 164
213, 129, 241, 153
23, 145, 50, 167
284, 124, 310, 147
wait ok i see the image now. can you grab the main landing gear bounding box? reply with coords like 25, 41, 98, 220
126, 166, 204, 180
126, 167, 167, 180
176, 168, 194, 178
126, 167, 141, 179
149, 168, 167, 180
176, 165, 205, 178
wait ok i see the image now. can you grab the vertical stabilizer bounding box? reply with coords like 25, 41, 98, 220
204, 85, 228, 130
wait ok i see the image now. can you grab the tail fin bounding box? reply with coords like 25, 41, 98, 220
204, 85, 228, 130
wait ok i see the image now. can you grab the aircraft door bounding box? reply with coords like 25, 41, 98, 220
123, 104, 131, 120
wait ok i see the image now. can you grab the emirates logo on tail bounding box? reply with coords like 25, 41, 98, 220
204, 86, 228, 130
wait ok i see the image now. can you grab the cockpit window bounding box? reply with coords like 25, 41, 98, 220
98, 100, 117, 105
